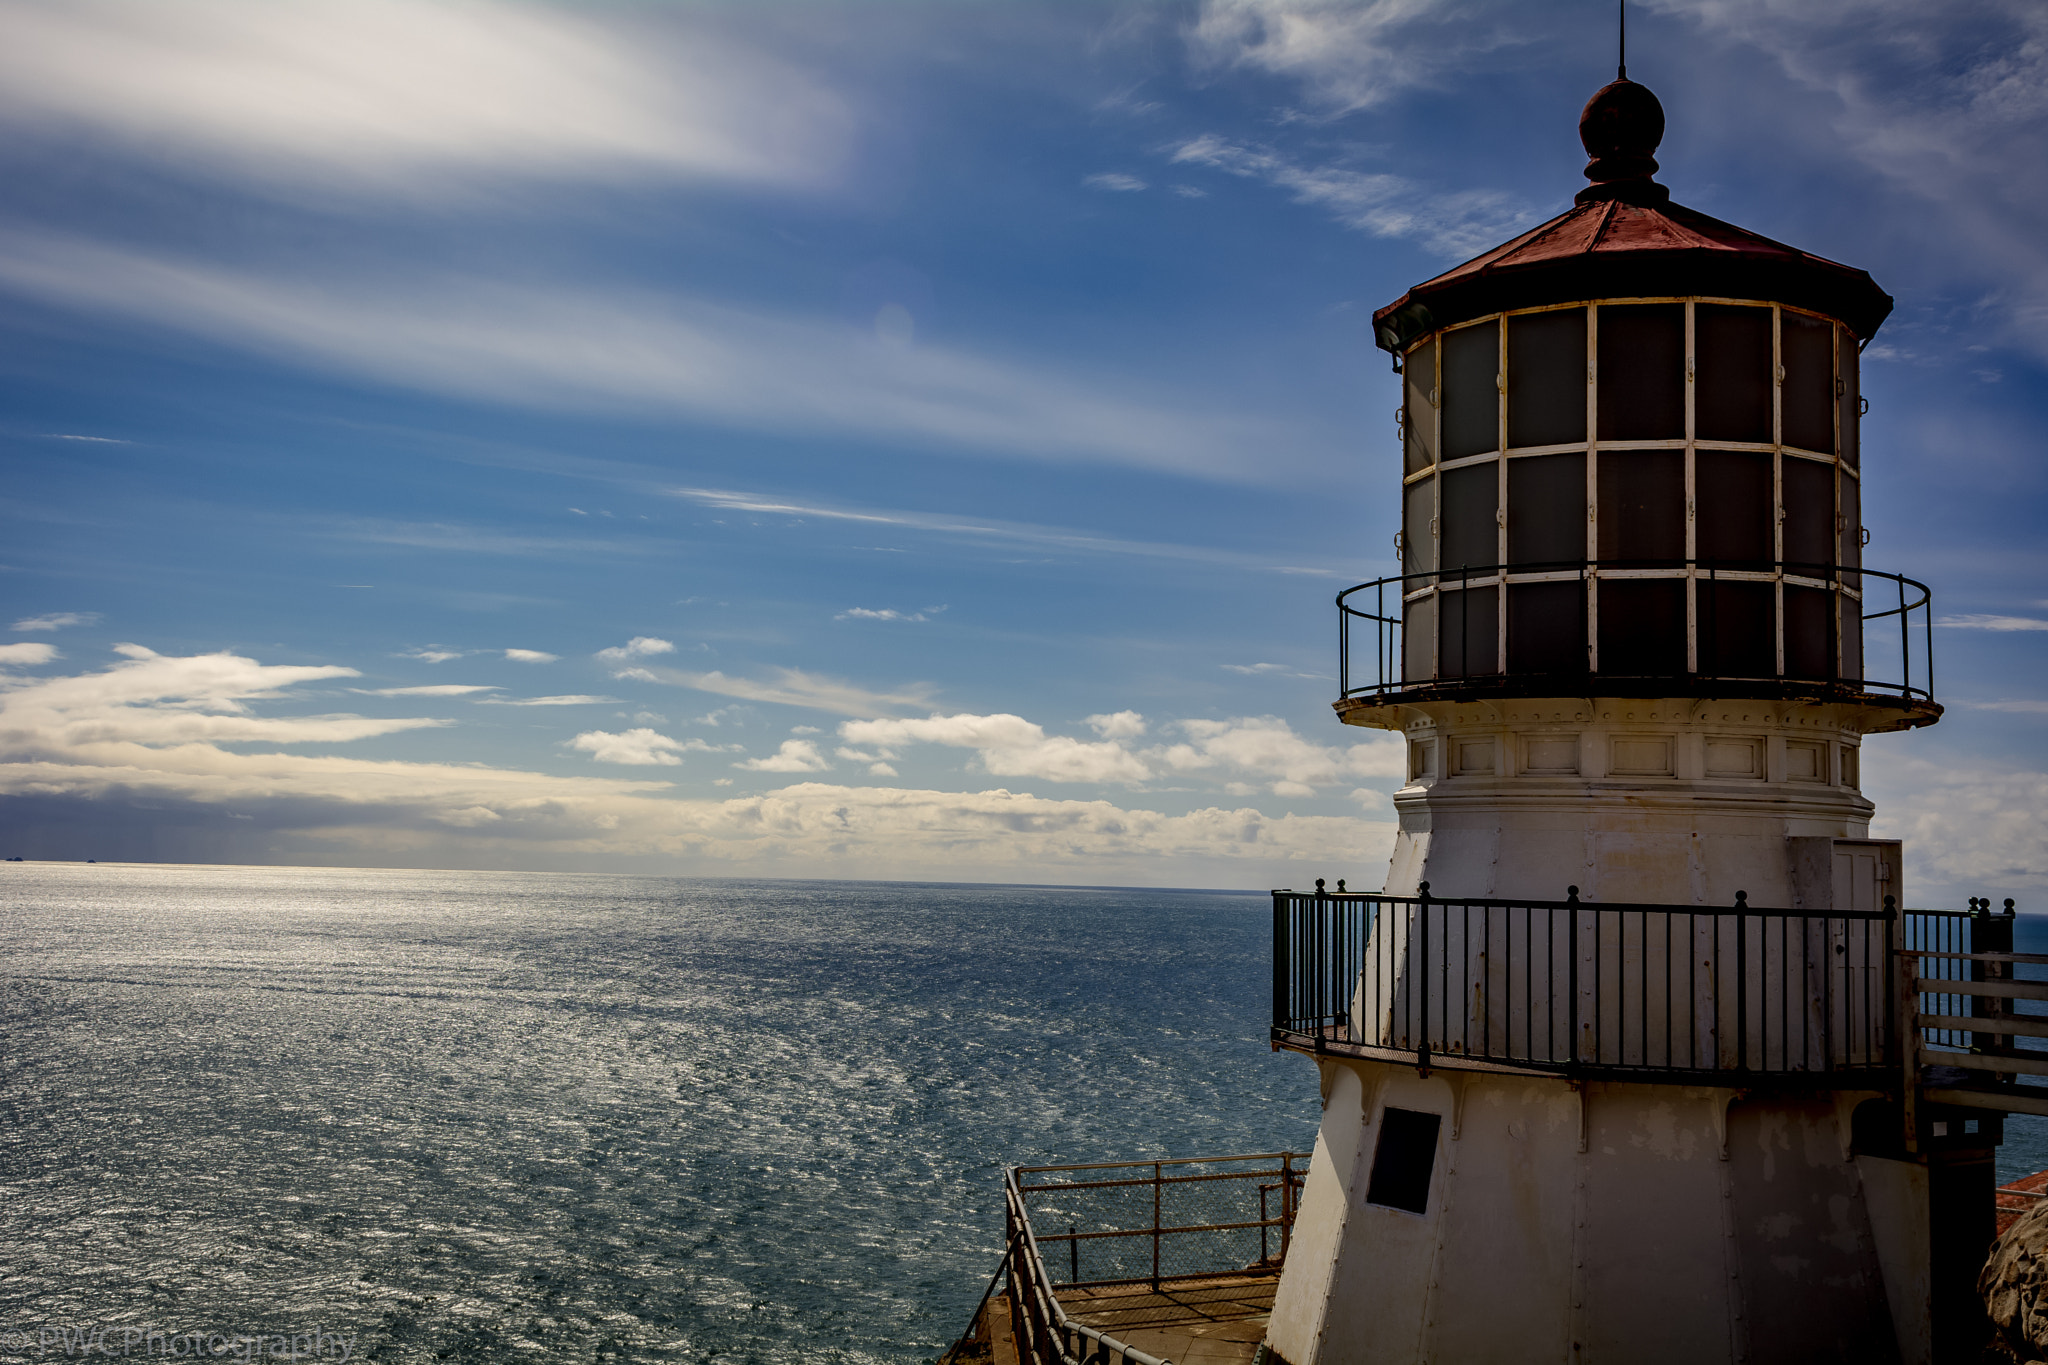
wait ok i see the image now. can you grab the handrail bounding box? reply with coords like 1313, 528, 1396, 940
1005, 1174, 1172, 1365
1334, 556, 1935, 706
1002, 1153, 1303, 1365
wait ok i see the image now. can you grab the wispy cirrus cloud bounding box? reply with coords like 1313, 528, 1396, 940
482, 694, 619, 707
353, 684, 500, 698
619, 666, 935, 720
0, 0, 852, 202
1938, 614, 2048, 632
1169, 133, 1528, 257
13, 612, 99, 632
669, 486, 1359, 575
0, 233, 1303, 480
502, 648, 558, 663
1189, 0, 1519, 118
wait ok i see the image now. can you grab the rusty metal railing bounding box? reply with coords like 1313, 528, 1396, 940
1003, 1154, 1302, 1365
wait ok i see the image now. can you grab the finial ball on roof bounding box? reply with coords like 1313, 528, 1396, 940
1578, 79, 1665, 201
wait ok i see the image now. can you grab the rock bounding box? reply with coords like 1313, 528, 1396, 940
1984, 1196, 2048, 1361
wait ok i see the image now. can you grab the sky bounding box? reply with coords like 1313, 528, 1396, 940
0, 0, 2043, 898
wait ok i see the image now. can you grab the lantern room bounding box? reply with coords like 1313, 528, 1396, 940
1355, 79, 1931, 722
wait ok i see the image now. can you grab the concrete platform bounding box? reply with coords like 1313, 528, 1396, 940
1055, 1271, 1278, 1364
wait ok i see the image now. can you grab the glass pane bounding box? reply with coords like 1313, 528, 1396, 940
1784, 585, 1832, 680
1596, 579, 1686, 677
1696, 450, 1773, 568
1438, 585, 1498, 677
1782, 312, 1833, 453
1440, 460, 1498, 572
1596, 303, 1684, 441
1508, 581, 1585, 675
1838, 328, 1859, 468
1839, 472, 1861, 583
1507, 308, 1586, 448
1507, 453, 1586, 567
1782, 457, 1834, 572
1840, 594, 1863, 683
1404, 594, 1436, 683
1596, 450, 1685, 563
1441, 322, 1500, 459
1695, 304, 1773, 443
1700, 580, 1776, 678
1404, 476, 1435, 578
1404, 338, 1437, 474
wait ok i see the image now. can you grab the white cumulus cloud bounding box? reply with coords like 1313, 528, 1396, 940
734, 739, 832, 773
570, 728, 713, 766
503, 648, 559, 663
0, 643, 60, 667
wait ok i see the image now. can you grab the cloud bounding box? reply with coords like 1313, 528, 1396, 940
502, 648, 559, 663
867, 762, 898, 777
1938, 614, 2048, 631
569, 728, 715, 767
835, 607, 928, 622
1648, 0, 2048, 359
0, 0, 851, 201
0, 234, 1302, 482
12, 613, 98, 632
481, 694, 620, 707
354, 684, 500, 697
1087, 711, 1149, 740
0, 643, 60, 667
835, 709, 1401, 795
1220, 661, 1327, 678
668, 486, 1350, 573
734, 739, 832, 773
0, 650, 1394, 883
1085, 172, 1148, 191
1150, 716, 1403, 796
627, 666, 934, 719
1189, 0, 1515, 117
398, 648, 465, 664
1963, 700, 2048, 714
841, 712, 1154, 786
1169, 133, 1527, 257
0, 644, 446, 752
596, 636, 676, 662
1868, 749, 2048, 898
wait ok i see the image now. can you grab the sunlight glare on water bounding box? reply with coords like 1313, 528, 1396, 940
0, 862, 1318, 1363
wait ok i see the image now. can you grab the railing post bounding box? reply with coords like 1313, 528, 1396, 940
1892, 895, 1920, 1153
1418, 880, 1432, 1073
1280, 1153, 1295, 1263
1735, 890, 1749, 1071
1881, 892, 1897, 1068
1151, 1162, 1162, 1292
1567, 885, 1580, 1065
1973, 897, 2017, 1080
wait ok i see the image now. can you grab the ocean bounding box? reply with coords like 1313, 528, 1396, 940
0, 863, 1319, 1363
3, 863, 2042, 1364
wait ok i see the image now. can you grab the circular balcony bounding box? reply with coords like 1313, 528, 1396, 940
1335, 557, 1939, 729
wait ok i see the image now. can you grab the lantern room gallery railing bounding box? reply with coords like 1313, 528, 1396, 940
1335, 558, 1934, 709
1273, 883, 2027, 1095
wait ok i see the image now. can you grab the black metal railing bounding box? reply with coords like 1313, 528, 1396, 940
1336, 558, 1934, 708
1274, 880, 1914, 1084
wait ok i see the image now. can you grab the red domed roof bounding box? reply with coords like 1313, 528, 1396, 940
1372, 81, 1894, 354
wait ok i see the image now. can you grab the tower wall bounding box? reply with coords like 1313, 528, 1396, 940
1267, 1060, 1931, 1365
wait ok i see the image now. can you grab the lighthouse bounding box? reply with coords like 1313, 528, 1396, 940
1259, 73, 2011, 1365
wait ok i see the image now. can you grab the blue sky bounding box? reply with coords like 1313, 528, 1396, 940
0, 0, 2043, 898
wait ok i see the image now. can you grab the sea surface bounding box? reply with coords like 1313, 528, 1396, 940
0, 863, 1320, 1363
